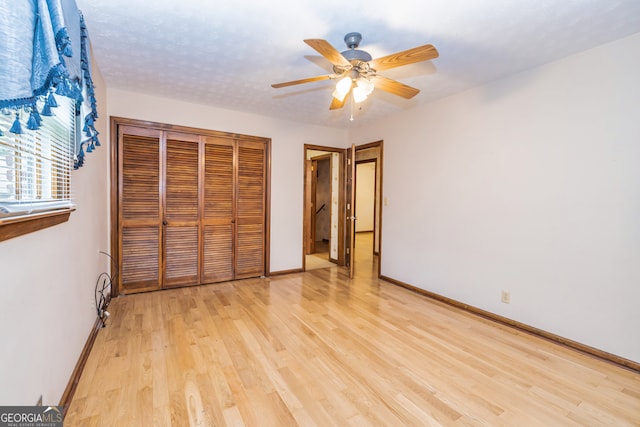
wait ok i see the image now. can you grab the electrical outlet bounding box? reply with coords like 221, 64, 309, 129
501, 290, 511, 304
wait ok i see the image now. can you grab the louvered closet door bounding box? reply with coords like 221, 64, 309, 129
119, 126, 162, 293
115, 118, 270, 294
164, 133, 200, 287
235, 140, 266, 279
202, 137, 234, 283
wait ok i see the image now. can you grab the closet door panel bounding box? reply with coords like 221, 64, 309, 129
121, 226, 160, 291
119, 128, 162, 292
204, 140, 234, 219
203, 224, 233, 283
235, 141, 266, 279
165, 225, 199, 282
236, 223, 264, 278
164, 136, 200, 286
202, 138, 235, 283
121, 133, 161, 223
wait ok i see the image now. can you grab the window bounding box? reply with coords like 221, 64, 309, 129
0, 1, 101, 241
0, 96, 75, 222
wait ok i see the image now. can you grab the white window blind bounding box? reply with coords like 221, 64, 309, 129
0, 97, 75, 219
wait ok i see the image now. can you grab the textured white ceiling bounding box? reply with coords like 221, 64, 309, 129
76, 0, 640, 128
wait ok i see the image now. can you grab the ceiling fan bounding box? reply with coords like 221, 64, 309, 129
271, 32, 439, 110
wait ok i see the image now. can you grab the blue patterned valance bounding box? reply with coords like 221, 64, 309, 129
0, 0, 99, 169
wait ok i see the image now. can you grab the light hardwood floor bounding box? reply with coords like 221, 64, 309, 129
66, 233, 640, 426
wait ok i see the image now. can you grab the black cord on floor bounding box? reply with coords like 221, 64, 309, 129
96, 251, 117, 327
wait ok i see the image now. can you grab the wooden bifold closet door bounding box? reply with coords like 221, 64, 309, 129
164, 132, 200, 288
115, 120, 269, 294
235, 140, 267, 279
202, 136, 234, 283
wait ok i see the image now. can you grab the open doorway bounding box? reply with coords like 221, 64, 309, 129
355, 160, 376, 258
308, 154, 333, 269
303, 145, 344, 271
351, 142, 383, 276
302, 141, 383, 275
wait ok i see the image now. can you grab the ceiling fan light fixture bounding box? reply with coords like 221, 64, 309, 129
332, 76, 352, 102
353, 78, 374, 103
272, 32, 438, 114
352, 86, 367, 103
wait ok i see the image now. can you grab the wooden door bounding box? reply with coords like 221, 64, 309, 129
119, 126, 162, 292
163, 132, 200, 287
202, 137, 235, 283
310, 159, 318, 254
346, 144, 356, 279
304, 159, 313, 256
235, 140, 266, 279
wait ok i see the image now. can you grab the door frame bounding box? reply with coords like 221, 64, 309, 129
350, 140, 383, 278
308, 154, 332, 257
346, 144, 355, 278
302, 141, 383, 278
302, 144, 345, 271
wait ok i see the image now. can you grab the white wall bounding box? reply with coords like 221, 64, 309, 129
350, 32, 640, 363
0, 60, 109, 404
107, 89, 348, 272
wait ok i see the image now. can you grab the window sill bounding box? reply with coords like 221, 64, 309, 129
0, 208, 75, 242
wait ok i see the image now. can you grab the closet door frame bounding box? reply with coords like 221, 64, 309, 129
110, 116, 271, 295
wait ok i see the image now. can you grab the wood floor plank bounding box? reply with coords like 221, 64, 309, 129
64, 233, 640, 426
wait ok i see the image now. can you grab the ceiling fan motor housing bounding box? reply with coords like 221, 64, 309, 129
341, 32, 372, 63
341, 49, 372, 62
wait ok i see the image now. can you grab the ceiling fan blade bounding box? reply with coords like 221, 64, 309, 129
304, 39, 352, 68
369, 44, 439, 72
373, 75, 420, 99
271, 74, 336, 88
329, 93, 348, 110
